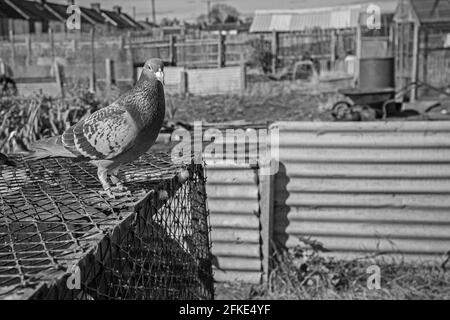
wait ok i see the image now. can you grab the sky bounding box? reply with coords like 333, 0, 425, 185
53, 0, 393, 22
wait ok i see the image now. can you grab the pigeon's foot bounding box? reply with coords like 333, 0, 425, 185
98, 188, 116, 199
98, 188, 131, 199
111, 182, 128, 193
110, 184, 132, 197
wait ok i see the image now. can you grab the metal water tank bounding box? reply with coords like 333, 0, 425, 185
359, 57, 394, 90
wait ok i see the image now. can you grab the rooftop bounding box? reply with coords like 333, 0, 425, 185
250, 1, 398, 32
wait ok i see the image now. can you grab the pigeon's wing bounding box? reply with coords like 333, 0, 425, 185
62, 104, 139, 160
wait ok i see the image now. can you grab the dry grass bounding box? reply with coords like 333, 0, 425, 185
215, 239, 450, 300
0, 81, 124, 153
167, 86, 335, 124
1, 80, 339, 153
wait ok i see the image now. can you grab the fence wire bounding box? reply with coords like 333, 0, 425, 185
0, 152, 213, 300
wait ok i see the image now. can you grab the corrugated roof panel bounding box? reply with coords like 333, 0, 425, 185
269, 14, 292, 31
250, 3, 375, 32
80, 7, 105, 24
0, 0, 23, 19
411, 0, 450, 23
290, 11, 331, 30
249, 13, 272, 32
11, 0, 60, 21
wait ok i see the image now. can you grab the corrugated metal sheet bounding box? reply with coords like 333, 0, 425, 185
410, 0, 450, 24
205, 162, 262, 283
250, 2, 398, 32
250, 5, 361, 32
272, 121, 450, 261
250, 13, 273, 33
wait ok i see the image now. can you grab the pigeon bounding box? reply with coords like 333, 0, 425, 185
0, 152, 16, 167
25, 58, 166, 198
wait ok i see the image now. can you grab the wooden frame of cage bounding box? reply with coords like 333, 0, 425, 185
0, 159, 213, 300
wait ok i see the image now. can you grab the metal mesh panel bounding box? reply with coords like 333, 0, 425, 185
0, 153, 213, 300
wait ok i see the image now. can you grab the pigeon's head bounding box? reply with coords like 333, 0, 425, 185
143, 58, 165, 85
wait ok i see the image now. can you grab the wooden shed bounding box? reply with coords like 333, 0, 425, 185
394, 0, 450, 101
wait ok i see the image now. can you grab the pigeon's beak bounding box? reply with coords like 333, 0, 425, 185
155, 70, 165, 86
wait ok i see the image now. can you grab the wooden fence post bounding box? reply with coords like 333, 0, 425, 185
54, 61, 64, 98
355, 23, 362, 85
180, 70, 188, 95
105, 58, 115, 90
9, 29, 15, 69
26, 36, 32, 66
89, 28, 96, 92
240, 59, 247, 94
217, 33, 225, 68
271, 30, 278, 73
169, 35, 177, 66
49, 28, 56, 63
411, 22, 419, 102
330, 30, 337, 71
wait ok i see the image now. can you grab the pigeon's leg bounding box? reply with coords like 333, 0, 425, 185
110, 168, 131, 197
110, 167, 127, 192
97, 167, 115, 199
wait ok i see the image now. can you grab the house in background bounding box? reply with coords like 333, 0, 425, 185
0, 0, 26, 38
0, 0, 64, 36
0, 0, 142, 38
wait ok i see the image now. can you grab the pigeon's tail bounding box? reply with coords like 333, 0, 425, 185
23, 136, 77, 161
0, 152, 17, 167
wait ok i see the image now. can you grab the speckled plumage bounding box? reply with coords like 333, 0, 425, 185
26, 58, 166, 197
0, 152, 16, 167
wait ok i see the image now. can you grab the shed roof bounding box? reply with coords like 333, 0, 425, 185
45, 2, 70, 21
411, 0, 450, 23
120, 13, 144, 29
5, 0, 61, 21
0, 0, 23, 19
250, 1, 398, 32
394, 0, 450, 25
102, 10, 137, 29
0, 0, 142, 29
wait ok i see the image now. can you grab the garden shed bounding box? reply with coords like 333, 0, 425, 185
394, 0, 450, 101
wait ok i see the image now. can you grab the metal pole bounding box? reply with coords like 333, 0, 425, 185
90, 28, 96, 93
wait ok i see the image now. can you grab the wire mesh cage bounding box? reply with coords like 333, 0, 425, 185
0, 152, 213, 300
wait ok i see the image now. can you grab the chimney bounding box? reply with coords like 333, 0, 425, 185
39, 0, 47, 4
67, 0, 75, 5
113, 6, 122, 14
91, 3, 101, 12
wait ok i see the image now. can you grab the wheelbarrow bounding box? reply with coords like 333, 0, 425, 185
332, 87, 396, 120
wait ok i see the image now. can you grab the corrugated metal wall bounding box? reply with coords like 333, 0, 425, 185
272, 121, 450, 261
205, 162, 262, 283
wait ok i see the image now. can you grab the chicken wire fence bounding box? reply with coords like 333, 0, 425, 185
0, 152, 213, 300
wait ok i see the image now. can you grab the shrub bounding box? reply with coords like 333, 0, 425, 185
247, 38, 274, 74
